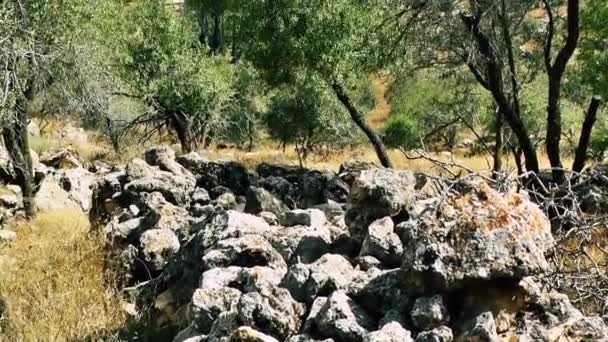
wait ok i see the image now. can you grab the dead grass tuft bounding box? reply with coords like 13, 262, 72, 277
0, 209, 126, 341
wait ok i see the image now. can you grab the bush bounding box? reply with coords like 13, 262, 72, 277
383, 116, 422, 149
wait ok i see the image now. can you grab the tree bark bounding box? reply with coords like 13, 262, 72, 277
572, 96, 602, 173
3, 98, 35, 219
544, 0, 580, 183
172, 113, 193, 153
461, 13, 540, 174
332, 82, 393, 168
492, 110, 504, 178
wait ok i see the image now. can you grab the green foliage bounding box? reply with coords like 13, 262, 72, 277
263, 75, 363, 158
577, 0, 608, 98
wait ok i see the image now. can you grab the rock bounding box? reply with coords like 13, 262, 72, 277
314, 291, 375, 342
338, 161, 376, 185
190, 287, 242, 333
40, 148, 83, 169
145, 146, 194, 179
191, 188, 211, 205
0, 195, 18, 209
199, 211, 275, 252
401, 180, 555, 293
125, 168, 195, 206
458, 311, 498, 342
229, 327, 280, 342
281, 209, 327, 228
259, 212, 279, 226
349, 269, 409, 318
245, 187, 288, 216
346, 168, 416, 241
177, 155, 255, 196
0, 230, 16, 243
365, 322, 413, 342
236, 286, 305, 339
139, 228, 180, 272
34, 178, 81, 212
56, 167, 97, 211
269, 223, 332, 264
216, 192, 238, 210
199, 266, 285, 292
201, 235, 287, 272
286, 335, 334, 342
354, 256, 383, 272
414, 326, 453, 342
281, 255, 355, 303
258, 176, 298, 209
105, 216, 145, 240
410, 295, 450, 330
359, 217, 402, 268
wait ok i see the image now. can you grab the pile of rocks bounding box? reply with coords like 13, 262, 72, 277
91, 146, 608, 341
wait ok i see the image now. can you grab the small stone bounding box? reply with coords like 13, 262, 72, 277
415, 326, 453, 342
0, 230, 17, 243
229, 326, 280, 342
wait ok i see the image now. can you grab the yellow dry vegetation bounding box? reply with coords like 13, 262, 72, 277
0, 209, 125, 342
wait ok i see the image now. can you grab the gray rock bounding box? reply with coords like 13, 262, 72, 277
314, 291, 375, 342
281, 209, 327, 228
345, 168, 416, 241
201, 235, 287, 272
190, 287, 242, 333
124, 158, 195, 206
229, 327, 280, 342
410, 295, 450, 330
192, 188, 211, 205
359, 217, 402, 267
281, 255, 355, 303
401, 180, 555, 293
55, 167, 97, 211
236, 286, 305, 340
199, 266, 285, 293
365, 322, 413, 342
269, 224, 332, 264
105, 217, 144, 239
259, 211, 279, 226
200, 211, 275, 252
0, 195, 18, 209
354, 256, 383, 272
245, 187, 288, 216
216, 193, 238, 210
286, 335, 334, 342
459, 311, 498, 342
34, 178, 81, 212
349, 269, 409, 318
145, 146, 194, 180
139, 228, 180, 271
415, 326, 453, 342
40, 147, 83, 169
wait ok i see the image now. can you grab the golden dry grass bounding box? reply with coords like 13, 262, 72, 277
367, 75, 392, 130
0, 209, 126, 342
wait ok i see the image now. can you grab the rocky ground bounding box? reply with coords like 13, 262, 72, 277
1, 145, 608, 341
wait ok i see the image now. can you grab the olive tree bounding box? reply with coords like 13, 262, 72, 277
237, 0, 397, 167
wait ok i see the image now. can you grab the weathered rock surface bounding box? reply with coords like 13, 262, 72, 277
400, 180, 555, 293
87, 150, 608, 342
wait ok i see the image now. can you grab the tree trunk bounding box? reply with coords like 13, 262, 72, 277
572, 96, 602, 173
544, 0, 580, 183
3, 101, 35, 219
211, 10, 224, 54
331, 82, 393, 168
492, 110, 504, 178
172, 114, 193, 153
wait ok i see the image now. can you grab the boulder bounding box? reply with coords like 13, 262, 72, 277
55, 167, 97, 212
365, 322, 413, 342
269, 223, 332, 264
40, 148, 83, 169
400, 180, 555, 293
177, 155, 255, 196
348, 269, 409, 318
345, 169, 416, 241
281, 209, 327, 228
145, 146, 194, 180
281, 255, 356, 303
314, 291, 375, 342
410, 295, 450, 330
190, 287, 242, 333
236, 286, 305, 340
458, 311, 498, 342
229, 327, 280, 342
139, 228, 180, 272
191, 188, 211, 205
216, 193, 238, 210
34, 178, 81, 212
359, 217, 402, 268
258, 176, 298, 209
245, 187, 288, 216
201, 235, 287, 272
199, 211, 275, 252
414, 326, 453, 342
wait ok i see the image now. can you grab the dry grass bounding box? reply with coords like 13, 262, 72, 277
0, 209, 126, 342
367, 75, 392, 130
